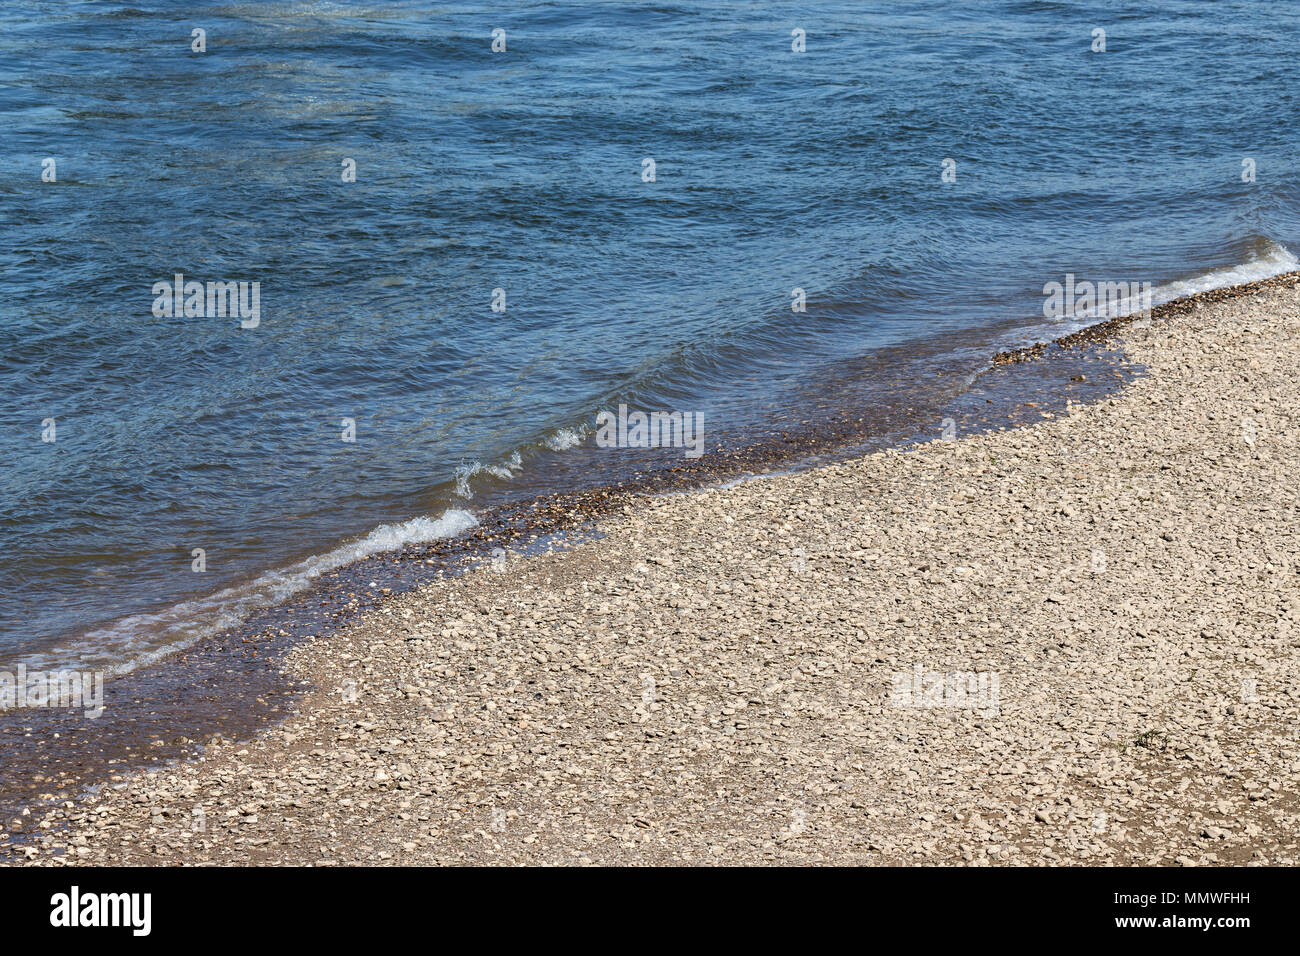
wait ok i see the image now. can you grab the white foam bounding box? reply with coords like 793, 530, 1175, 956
1147, 239, 1298, 307
453, 451, 524, 499
1045, 240, 1298, 335
20, 508, 479, 681
543, 425, 588, 451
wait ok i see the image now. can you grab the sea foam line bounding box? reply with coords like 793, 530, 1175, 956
22, 508, 479, 681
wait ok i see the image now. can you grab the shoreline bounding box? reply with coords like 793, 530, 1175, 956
12, 269, 1300, 864
0, 292, 1134, 831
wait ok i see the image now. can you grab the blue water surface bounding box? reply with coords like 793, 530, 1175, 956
2, 0, 1298, 666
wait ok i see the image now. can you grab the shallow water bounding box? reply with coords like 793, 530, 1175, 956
3, 0, 1300, 673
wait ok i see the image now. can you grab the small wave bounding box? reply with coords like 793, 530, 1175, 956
451, 424, 592, 500
542, 424, 589, 451
12, 509, 479, 682
1147, 239, 1298, 308
453, 451, 523, 499
1039, 239, 1298, 336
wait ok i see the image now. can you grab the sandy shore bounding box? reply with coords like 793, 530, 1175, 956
17, 274, 1300, 866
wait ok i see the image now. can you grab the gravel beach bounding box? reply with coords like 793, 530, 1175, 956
16, 274, 1300, 866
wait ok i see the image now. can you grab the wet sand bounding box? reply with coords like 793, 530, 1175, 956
12, 271, 1300, 865
0, 321, 1125, 832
